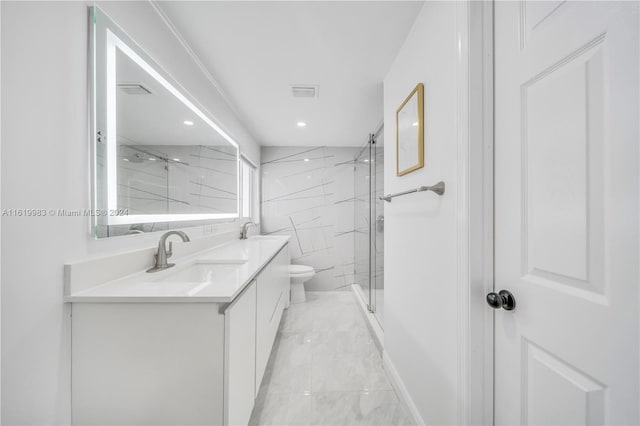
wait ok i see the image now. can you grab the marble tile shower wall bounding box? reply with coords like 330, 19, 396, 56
96, 144, 239, 237
261, 147, 359, 291
118, 144, 237, 215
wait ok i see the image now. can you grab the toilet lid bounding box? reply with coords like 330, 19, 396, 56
289, 265, 314, 275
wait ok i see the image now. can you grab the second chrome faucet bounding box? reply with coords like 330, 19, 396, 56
240, 222, 256, 240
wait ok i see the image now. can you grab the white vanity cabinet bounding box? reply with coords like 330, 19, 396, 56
255, 247, 290, 393
225, 279, 257, 426
70, 242, 290, 426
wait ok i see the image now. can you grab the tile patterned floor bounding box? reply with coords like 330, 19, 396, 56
249, 291, 416, 426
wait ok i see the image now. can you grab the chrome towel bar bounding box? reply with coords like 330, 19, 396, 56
379, 181, 445, 202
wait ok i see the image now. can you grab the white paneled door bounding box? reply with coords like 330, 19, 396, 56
494, 2, 639, 425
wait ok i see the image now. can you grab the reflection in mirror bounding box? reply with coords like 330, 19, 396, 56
115, 49, 238, 216
92, 7, 239, 238
396, 83, 424, 176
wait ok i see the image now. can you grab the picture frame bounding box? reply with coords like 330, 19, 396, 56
396, 83, 424, 176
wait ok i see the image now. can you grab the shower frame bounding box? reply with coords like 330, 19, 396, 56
353, 126, 384, 326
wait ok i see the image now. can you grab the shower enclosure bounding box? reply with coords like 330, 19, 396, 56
354, 128, 384, 327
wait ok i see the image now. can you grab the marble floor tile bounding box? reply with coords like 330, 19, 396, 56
310, 391, 415, 426
310, 330, 376, 359
312, 305, 368, 333
249, 291, 413, 426
306, 290, 355, 305
271, 331, 314, 369
311, 351, 392, 392
261, 359, 312, 395
280, 304, 315, 333
250, 391, 313, 426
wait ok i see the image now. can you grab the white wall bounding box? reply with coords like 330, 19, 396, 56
0, 2, 260, 424
383, 2, 462, 424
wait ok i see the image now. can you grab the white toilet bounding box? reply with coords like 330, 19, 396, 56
288, 265, 315, 303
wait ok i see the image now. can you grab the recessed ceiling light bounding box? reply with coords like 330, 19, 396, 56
412, 121, 419, 126
303, 158, 310, 162
183, 120, 194, 126
297, 121, 307, 127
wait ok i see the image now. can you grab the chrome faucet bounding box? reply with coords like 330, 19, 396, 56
240, 222, 256, 240
146, 230, 190, 273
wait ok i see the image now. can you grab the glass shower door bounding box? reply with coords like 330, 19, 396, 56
353, 130, 384, 327
372, 133, 384, 326
354, 143, 371, 308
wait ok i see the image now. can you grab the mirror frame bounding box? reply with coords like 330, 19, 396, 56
90, 6, 240, 231
395, 83, 424, 176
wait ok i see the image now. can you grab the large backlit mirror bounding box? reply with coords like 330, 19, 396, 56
91, 6, 239, 238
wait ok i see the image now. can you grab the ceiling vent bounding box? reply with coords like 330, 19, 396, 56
290, 84, 319, 98
118, 83, 152, 95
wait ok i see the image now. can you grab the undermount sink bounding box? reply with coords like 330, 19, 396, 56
152, 263, 244, 296
249, 235, 283, 241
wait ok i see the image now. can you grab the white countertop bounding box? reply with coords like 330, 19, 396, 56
64, 235, 289, 303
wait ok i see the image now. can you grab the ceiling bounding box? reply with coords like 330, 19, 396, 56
157, 1, 424, 147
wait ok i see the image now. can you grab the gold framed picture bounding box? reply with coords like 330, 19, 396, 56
396, 83, 424, 176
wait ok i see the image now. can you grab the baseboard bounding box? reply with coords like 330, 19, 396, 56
382, 350, 426, 426
349, 285, 425, 425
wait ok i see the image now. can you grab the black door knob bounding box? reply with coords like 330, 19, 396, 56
486, 290, 516, 311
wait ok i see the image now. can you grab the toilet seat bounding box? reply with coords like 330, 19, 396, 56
289, 265, 314, 276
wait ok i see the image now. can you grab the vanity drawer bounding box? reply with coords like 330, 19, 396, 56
255, 245, 290, 393
258, 263, 281, 319
225, 281, 257, 426
256, 247, 289, 324
255, 287, 286, 394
